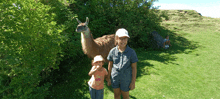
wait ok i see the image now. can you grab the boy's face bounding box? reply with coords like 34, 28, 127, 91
166, 36, 169, 39
94, 61, 104, 66
117, 37, 128, 47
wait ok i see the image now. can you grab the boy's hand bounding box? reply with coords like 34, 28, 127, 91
93, 66, 101, 70
129, 82, 135, 90
92, 66, 98, 70
97, 66, 102, 70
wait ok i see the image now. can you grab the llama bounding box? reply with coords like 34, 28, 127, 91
75, 17, 115, 62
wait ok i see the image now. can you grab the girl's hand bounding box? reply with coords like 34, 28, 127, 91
107, 80, 111, 86
129, 82, 135, 90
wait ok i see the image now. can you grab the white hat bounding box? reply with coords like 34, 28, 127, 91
116, 28, 130, 38
93, 55, 104, 63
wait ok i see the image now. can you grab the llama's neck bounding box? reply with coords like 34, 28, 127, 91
82, 28, 91, 38
81, 28, 96, 55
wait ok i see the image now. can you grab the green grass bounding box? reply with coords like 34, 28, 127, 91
48, 10, 220, 99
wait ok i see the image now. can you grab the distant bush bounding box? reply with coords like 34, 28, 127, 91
160, 10, 170, 21
163, 10, 203, 22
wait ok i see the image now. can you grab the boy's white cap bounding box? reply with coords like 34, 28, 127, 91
116, 28, 130, 38
93, 55, 104, 63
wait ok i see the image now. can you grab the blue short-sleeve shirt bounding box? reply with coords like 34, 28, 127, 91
107, 45, 138, 82
164, 39, 169, 43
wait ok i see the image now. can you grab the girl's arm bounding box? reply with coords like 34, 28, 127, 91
105, 75, 108, 81
169, 40, 172, 46
88, 66, 98, 76
163, 42, 165, 48
107, 61, 113, 80
104, 68, 109, 81
131, 62, 137, 83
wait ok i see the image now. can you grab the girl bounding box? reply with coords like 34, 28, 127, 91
88, 55, 108, 99
163, 35, 172, 49
107, 28, 138, 99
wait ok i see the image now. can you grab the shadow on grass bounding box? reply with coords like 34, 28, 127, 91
155, 26, 200, 54
133, 26, 200, 80
129, 95, 137, 99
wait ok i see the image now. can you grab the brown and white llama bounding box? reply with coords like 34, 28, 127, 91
75, 17, 115, 62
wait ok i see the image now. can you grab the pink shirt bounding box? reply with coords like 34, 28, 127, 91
88, 67, 108, 90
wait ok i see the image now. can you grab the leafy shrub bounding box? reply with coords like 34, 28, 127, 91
0, 0, 67, 98
37, 0, 84, 87
39, 0, 83, 63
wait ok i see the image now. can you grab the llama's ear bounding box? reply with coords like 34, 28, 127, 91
85, 17, 89, 25
76, 18, 82, 24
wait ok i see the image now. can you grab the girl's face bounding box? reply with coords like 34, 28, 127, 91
117, 37, 128, 48
94, 61, 104, 66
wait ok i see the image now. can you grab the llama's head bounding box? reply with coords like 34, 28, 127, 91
76, 17, 89, 33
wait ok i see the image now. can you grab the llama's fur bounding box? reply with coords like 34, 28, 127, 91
76, 17, 115, 62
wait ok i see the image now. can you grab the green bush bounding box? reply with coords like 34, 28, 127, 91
40, 0, 83, 63
0, 0, 67, 98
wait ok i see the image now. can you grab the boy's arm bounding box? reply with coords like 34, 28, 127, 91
88, 66, 98, 76
131, 62, 137, 83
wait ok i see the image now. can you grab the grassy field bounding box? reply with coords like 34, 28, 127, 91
48, 10, 220, 99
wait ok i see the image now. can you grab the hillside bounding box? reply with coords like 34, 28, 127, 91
159, 10, 220, 32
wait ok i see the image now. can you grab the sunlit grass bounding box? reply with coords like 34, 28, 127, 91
103, 11, 220, 99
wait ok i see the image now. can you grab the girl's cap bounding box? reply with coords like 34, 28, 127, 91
93, 55, 104, 63
116, 28, 130, 38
